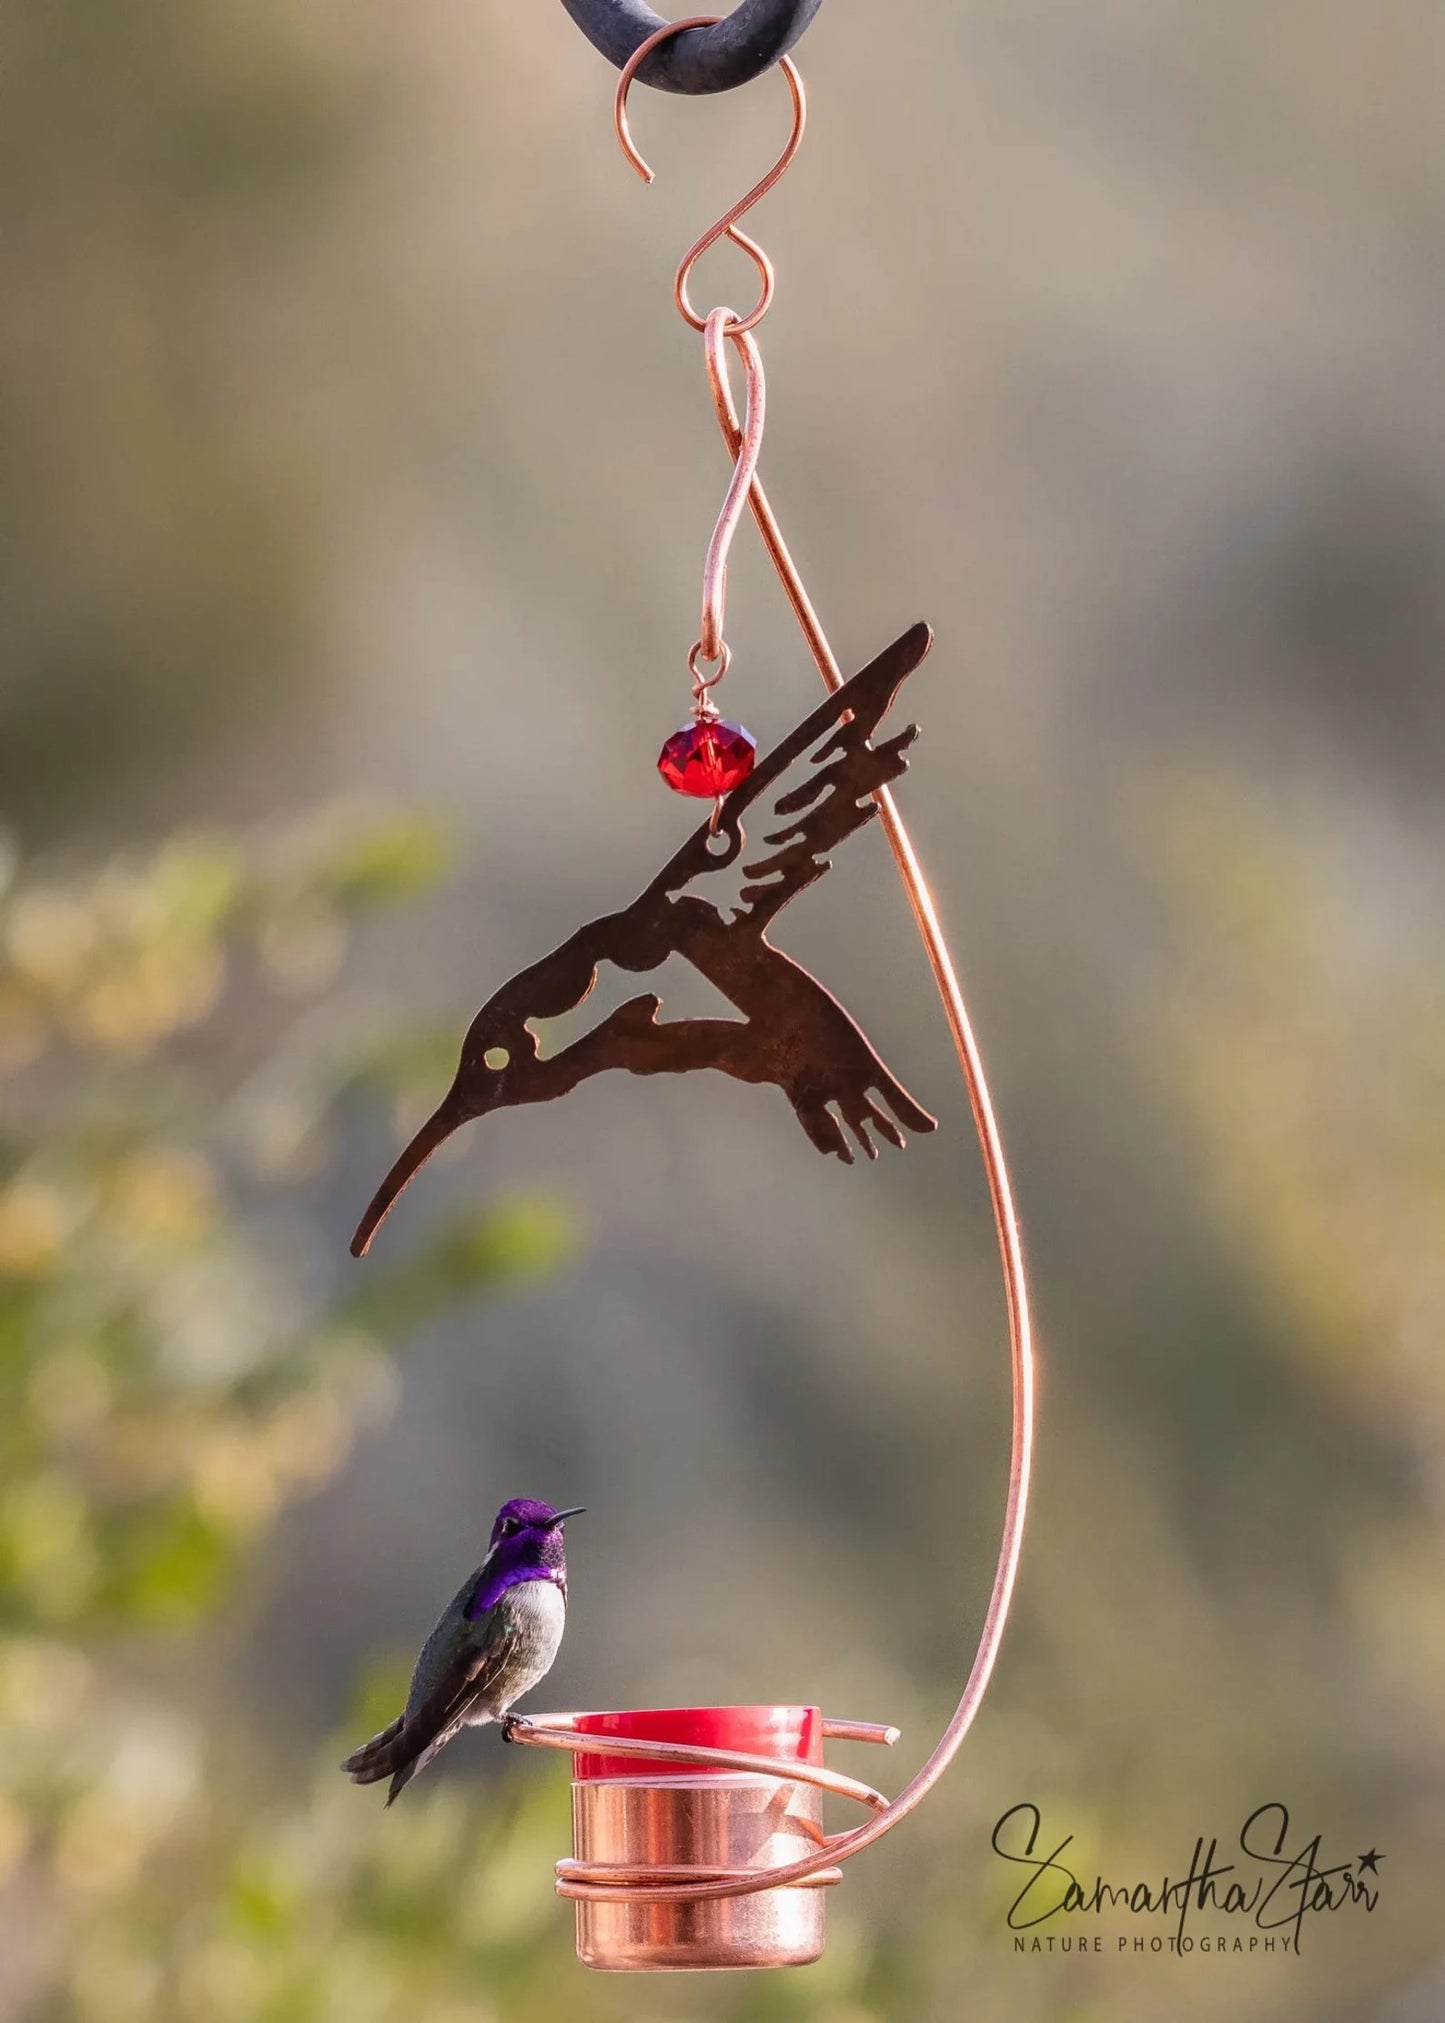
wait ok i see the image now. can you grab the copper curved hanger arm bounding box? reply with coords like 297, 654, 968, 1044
500, 42, 1037, 1902
367, 15, 1036, 1916
520, 334, 1038, 1917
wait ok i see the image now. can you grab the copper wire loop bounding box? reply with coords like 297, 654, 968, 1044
539, 42, 1038, 1910
507, 1717, 892, 1814
687, 636, 732, 712
556, 1866, 843, 1904
614, 18, 805, 335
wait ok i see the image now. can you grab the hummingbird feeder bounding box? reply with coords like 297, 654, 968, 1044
352, 0, 1035, 1973
512, 1705, 896, 1971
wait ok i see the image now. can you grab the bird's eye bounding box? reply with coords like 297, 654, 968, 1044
499, 1516, 519, 1535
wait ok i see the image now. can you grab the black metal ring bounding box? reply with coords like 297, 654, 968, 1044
558, 0, 823, 95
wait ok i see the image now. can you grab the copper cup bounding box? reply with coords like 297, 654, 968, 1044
567, 1706, 834, 1971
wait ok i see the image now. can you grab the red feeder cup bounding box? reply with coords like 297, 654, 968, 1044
553, 1704, 884, 1971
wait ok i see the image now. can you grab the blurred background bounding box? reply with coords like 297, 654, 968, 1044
1, 1, 1441, 2017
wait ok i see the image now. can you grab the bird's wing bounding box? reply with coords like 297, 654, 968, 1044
342, 1605, 528, 1790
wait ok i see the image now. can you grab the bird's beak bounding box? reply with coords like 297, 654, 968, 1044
548, 1506, 586, 1526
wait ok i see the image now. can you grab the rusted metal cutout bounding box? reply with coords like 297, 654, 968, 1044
351, 622, 936, 1256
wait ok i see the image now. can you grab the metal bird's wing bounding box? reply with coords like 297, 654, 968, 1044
734, 626, 929, 929
643, 620, 932, 925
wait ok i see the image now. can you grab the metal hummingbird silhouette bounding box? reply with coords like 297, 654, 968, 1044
352, 622, 938, 1255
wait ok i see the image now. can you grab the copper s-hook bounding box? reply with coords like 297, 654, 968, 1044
614, 19, 800, 684
614, 15, 806, 334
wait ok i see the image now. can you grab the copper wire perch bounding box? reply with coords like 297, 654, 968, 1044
507, 24, 1037, 1908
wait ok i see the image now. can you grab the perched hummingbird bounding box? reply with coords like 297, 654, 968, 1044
342, 1498, 583, 1805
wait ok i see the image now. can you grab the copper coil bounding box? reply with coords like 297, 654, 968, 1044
508, 1716, 893, 1814
554, 1862, 845, 1901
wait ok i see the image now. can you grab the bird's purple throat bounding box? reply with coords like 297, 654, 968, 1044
468, 1497, 583, 1614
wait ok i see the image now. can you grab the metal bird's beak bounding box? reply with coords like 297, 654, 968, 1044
548, 1506, 586, 1526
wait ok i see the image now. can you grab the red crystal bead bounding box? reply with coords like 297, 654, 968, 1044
657, 718, 757, 798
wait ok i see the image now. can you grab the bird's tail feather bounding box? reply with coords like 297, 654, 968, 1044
341, 1714, 404, 1780
383, 1715, 477, 1804
386, 1760, 417, 1806
345, 1703, 490, 1799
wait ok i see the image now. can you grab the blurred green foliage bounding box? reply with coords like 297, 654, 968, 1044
0, 807, 599, 2020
